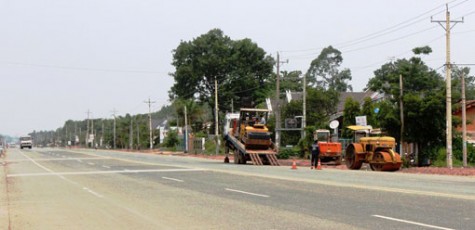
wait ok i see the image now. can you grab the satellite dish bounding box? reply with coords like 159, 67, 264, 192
329, 120, 339, 129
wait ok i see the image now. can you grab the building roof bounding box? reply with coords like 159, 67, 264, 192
336, 91, 376, 112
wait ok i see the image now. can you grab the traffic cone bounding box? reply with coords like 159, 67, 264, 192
291, 159, 297, 170
316, 159, 322, 170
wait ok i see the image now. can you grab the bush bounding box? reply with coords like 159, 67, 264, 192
163, 130, 180, 148
452, 137, 475, 164
278, 148, 299, 159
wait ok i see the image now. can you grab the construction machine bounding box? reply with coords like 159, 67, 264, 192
223, 108, 279, 166
345, 126, 402, 171
313, 129, 342, 165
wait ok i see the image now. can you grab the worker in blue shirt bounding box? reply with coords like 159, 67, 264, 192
311, 140, 320, 169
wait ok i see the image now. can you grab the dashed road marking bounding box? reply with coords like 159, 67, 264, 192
7, 168, 206, 177
372, 215, 455, 230
83, 187, 104, 198
225, 188, 269, 198
162, 177, 184, 182
102, 165, 111, 169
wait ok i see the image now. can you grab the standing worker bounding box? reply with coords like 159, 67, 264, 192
259, 114, 266, 124
311, 140, 320, 169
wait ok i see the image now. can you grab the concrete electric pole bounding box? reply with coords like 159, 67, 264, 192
184, 105, 188, 153
302, 73, 306, 139
432, 4, 463, 169
215, 78, 219, 156
400, 74, 404, 157
111, 108, 118, 149
86, 110, 91, 148
144, 98, 156, 150
275, 52, 288, 150
461, 71, 467, 167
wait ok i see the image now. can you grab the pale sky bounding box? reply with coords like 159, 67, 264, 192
1, 0, 474, 136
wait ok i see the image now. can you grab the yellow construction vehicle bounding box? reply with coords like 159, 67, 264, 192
223, 108, 279, 166
345, 126, 402, 171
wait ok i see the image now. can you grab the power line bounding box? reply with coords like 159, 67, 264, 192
3, 62, 168, 75
280, 0, 462, 54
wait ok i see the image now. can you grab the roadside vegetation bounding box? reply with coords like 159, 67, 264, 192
27, 29, 474, 167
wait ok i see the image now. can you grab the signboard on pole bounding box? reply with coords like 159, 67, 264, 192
355, 116, 367, 126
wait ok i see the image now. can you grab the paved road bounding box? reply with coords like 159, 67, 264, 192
1, 148, 474, 229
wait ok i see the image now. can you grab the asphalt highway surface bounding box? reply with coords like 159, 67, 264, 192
1, 148, 474, 229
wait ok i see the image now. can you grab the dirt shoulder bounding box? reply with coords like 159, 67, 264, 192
172, 152, 475, 177
109, 149, 475, 177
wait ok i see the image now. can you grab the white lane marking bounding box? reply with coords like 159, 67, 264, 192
7, 168, 206, 177
225, 188, 270, 198
372, 215, 455, 230
87, 162, 95, 166
83, 187, 104, 198
102, 165, 111, 169
7, 157, 104, 163
162, 177, 184, 182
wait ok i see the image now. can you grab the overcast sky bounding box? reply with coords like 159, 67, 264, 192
1, 0, 474, 136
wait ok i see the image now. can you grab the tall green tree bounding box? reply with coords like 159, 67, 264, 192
170, 29, 274, 134
342, 97, 361, 138
306, 87, 340, 127
173, 99, 207, 133
306, 46, 352, 92
280, 70, 303, 92
361, 97, 376, 127
366, 46, 445, 159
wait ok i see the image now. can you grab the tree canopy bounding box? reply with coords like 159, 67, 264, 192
366, 47, 445, 158
306, 46, 353, 92
170, 29, 275, 113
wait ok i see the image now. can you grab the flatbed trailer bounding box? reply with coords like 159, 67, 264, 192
224, 133, 280, 166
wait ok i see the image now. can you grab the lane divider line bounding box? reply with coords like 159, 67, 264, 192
5, 157, 103, 163
83, 187, 104, 198
225, 188, 270, 198
87, 162, 95, 166
162, 177, 184, 182
102, 165, 111, 169
7, 168, 206, 177
372, 215, 455, 230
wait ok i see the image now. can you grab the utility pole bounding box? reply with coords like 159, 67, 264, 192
86, 110, 91, 148
144, 98, 156, 150
74, 122, 77, 146
91, 116, 95, 148
275, 52, 288, 150
400, 74, 404, 157
111, 108, 118, 149
215, 78, 219, 156
129, 117, 133, 150
101, 119, 104, 148
184, 105, 188, 153
275, 53, 281, 150
302, 73, 306, 139
136, 117, 140, 150
461, 71, 467, 167
432, 4, 463, 169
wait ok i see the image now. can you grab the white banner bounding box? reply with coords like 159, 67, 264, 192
355, 116, 367, 126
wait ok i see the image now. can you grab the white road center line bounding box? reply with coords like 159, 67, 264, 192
83, 187, 104, 198
225, 188, 270, 198
87, 162, 95, 166
372, 215, 455, 230
102, 165, 111, 169
7, 157, 104, 163
162, 177, 184, 182
7, 168, 206, 177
